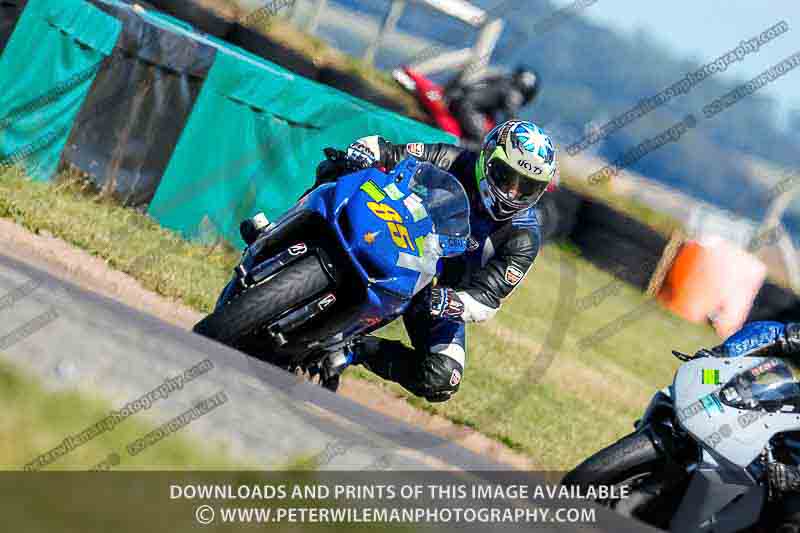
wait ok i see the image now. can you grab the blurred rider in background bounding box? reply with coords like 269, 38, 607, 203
445, 66, 540, 149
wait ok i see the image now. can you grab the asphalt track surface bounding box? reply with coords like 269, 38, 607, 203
0, 250, 656, 532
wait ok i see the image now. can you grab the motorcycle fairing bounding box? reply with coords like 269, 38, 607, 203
662, 355, 800, 532
238, 158, 469, 353
674, 357, 800, 468
669, 468, 764, 533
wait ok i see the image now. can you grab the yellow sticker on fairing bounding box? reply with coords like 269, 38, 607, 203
360, 180, 386, 202
415, 235, 425, 257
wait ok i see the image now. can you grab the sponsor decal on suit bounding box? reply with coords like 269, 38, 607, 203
406, 143, 424, 158
504, 265, 524, 285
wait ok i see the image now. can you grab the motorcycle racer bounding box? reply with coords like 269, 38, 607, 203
707, 320, 800, 532
310, 120, 557, 402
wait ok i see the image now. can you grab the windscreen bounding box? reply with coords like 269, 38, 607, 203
719, 358, 800, 411
406, 163, 470, 256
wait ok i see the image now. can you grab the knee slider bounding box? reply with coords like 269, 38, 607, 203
418, 351, 463, 398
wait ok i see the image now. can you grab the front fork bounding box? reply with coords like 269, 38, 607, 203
636, 388, 700, 470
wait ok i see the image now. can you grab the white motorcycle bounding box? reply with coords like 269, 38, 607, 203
563, 350, 800, 532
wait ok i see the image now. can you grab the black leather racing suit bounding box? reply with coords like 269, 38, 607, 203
314, 137, 541, 401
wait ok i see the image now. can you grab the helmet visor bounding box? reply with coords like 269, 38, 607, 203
486, 158, 547, 208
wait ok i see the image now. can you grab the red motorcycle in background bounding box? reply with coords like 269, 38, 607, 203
392, 66, 495, 144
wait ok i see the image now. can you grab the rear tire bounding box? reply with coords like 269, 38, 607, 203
562, 431, 684, 529
193, 255, 331, 350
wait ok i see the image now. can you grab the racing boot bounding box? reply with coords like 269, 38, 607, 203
345, 336, 454, 402
344, 336, 383, 368
320, 337, 384, 391
346, 336, 419, 385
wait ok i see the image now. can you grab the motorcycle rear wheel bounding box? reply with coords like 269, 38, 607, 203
193, 255, 331, 351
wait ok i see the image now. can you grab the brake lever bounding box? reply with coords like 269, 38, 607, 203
672, 350, 694, 362
672, 348, 717, 362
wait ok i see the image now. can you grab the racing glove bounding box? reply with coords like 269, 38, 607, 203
345, 136, 388, 171
315, 136, 389, 185
429, 287, 465, 320
315, 148, 360, 183
769, 462, 800, 496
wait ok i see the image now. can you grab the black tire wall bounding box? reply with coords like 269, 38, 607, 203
137, 2, 413, 112
142, 0, 234, 38
0, 0, 26, 55
747, 281, 800, 323
68, 1, 217, 207
226, 22, 321, 80
536, 186, 583, 242
569, 199, 668, 290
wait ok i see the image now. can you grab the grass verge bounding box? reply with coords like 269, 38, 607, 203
0, 357, 239, 469
0, 167, 722, 469
1, 349, 414, 530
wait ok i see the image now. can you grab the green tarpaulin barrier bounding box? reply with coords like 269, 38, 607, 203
0, 0, 455, 247
0, 0, 120, 180
148, 35, 456, 247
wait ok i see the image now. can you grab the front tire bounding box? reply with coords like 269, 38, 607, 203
562, 431, 685, 529
193, 255, 331, 351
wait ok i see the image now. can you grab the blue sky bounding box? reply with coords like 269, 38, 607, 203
548, 0, 800, 126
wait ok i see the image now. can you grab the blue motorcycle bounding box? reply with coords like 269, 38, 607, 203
193, 158, 471, 391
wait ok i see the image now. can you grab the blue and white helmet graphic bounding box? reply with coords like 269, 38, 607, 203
512, 122, 555, 164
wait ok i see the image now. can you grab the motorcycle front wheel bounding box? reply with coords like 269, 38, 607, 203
561, 431, 687, 530
193, 255, 331, 353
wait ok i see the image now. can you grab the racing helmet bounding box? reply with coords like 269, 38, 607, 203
475, 120, 557, 221
512, 67, 539, 105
